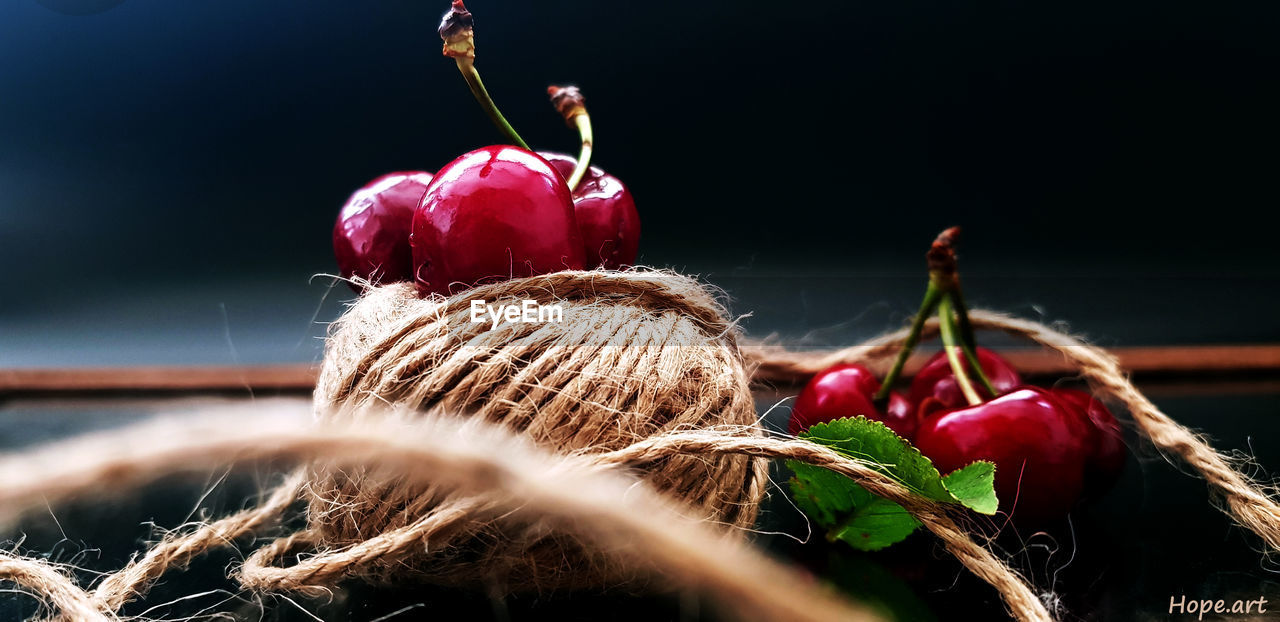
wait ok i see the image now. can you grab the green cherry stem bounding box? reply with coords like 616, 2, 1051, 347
938, 296, 983, 406
873, 280, 943, 401
548, 85, 594, 191
927, 227, 998, 397
439, 0, 531, 150
949, 289, 999, 397
875, 227, 1001, 402
950, 286, 980, 353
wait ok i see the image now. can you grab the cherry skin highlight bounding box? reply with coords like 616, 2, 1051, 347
539, 152, 640, 270
1052, 388, 1126, 496
908, 347, 1023, 410
410, 146, 585, 296
789, 363, 917, 439
884, 392, 917, 437
333, 171, 434, 291
914, 387, 1095, 525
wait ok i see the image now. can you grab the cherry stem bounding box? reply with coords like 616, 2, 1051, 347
950, 289, 999, 396
458, 62, 530, 150
873, 281, 943, 401
938, 296, 984, 406
439, 1, 531, 150
873, 226, 999, 402
926, 227, 998, 396
548, 85, 593, 190
951, 286, 980, 353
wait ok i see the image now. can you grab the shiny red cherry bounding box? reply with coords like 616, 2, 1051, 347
914, 387, 1095, 524
410, 146, 585, 296
1051, 388, 1126, 496
333, 171, 434, 291
908, 347, 1022, 410
538, 152, 641, 270
884, 392, 916, 437
789, 363, 917, 439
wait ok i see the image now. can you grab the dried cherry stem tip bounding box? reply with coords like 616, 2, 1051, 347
549, 85, 594, 191
439, 0, 475, 60
439, 1, 530, 150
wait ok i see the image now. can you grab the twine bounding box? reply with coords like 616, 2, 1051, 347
0, 410, 886, 622
1, 270, 1275, 622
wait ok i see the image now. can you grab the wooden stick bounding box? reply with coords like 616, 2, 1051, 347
0, 344, 1277, 395
0, 365, 318, 394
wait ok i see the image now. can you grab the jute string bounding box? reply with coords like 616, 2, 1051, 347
0, 410, 887, 622
1, 270, 1275, 622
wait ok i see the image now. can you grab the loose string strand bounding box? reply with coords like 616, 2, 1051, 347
89, 469, 308, 613
0, 551, 114, 622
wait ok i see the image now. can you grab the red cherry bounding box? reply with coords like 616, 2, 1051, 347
332, 171, 434, 291
884, 392, 917, 439
914, 387, 1094, 524
538, 152, 641, 270
1051, 388, 1126, 495
410, 146, 586, 296
789, 364, 917, 439
908, 347, 1022, 409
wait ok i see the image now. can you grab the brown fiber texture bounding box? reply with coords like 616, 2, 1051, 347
1, 269, 1276, 622
304, 271, 769, 592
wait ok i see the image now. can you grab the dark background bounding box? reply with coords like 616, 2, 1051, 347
2, 2, 1280, 621
2, 0, 1278, 366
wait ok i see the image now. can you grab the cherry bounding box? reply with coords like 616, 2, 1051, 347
410, 146, 585, 296
332, 172, 434, 291
909, 347, 1022, 410
883, 392, 917, 438
788, 363, 917, 439
538, 152, 640, 269
915, 387, 1095, 524
1052, 388, 1126, 495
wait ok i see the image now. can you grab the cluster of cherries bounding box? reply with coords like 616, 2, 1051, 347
332, 1, 640, 295
788, 229, 1126, 525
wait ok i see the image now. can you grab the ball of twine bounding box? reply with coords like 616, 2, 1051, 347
301, 270, 768, 591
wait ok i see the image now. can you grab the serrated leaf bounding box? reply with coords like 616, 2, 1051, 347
788, 416, 998, 552
789, 459, 922, 551
940, 461, 998, 515
828, 495, 922, 551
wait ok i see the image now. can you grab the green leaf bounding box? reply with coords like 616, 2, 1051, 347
940, 461, 998, 515
828, 494, 922, 551
788, 416, 998, 552
790, 459, 921, 551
